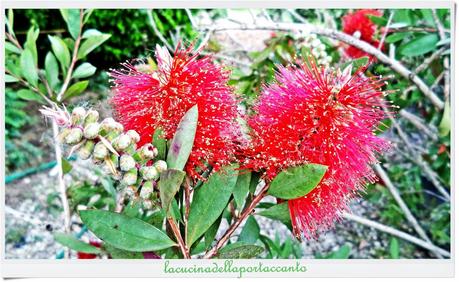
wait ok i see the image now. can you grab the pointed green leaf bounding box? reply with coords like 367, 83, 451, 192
216, 242, 264, 259
62, 80, 89, 101
54, 232, 101, 254
48, 35, 71, 73
104, 243, 143, 259
152, 127, 167, 160
233, 172, 251, 211
399, 34, 439, 57
24, 26, 39, 66
16, 89, 43, 103
186, 165, 238, 246
45, 52, 60, 90
237, 216, 260, 244
60, 9, 81, 40
72, 62, 97, 79
61, 158, 73, 174
158, 169, 186, 214
389, 237, 400, 259
20, 49, 38, 87
5, 74, 18, 83
204, 215, 222, 250
80, 210, 176, 252
77, 33, 111, 59
166, 105, 198, 171
5, 42, 21, 54
257, 201, 292, 229
439, 101, 450, 137
268, 163, 327, 199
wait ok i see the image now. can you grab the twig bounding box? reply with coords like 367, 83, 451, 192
414, 47, 447, 75
399, 109, 438, 141
378, 11, 394, 50
146, 10, 173, 52
201, 22, 444, 109
167, 217, 190, 259
56, 10, 84, 102
204, 183, 270, 258
5, 70, 54, 105
341, 212, 450, 258
374, 164, 444, 258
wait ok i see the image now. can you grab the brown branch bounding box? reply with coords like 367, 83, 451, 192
203, 183, 270, 259
167, 217, 190, 259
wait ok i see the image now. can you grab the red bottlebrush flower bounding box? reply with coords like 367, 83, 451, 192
244, 58, 389, 238
77, 241, 101, 259
110, 44, 243, 178
342, 9, 383, 59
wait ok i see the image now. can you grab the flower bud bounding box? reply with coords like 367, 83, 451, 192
83, 123, 100, 139
93, 142, 109, 160
77, 140, 95, 160
140, 181, 154, 199
65, 127, 83, 145
126, 130, 140, 144
122, 168, 138, 186
143, 200, 153, 209
84, 110, 99, 126
140, 166, 159, 181
124, 186, 137, 198
153, 160, 167, 173
58, 127, 71, 143
120, 154, 136, 171
71, 107, 86, 125
138, 144, 158, 160
113, 134, 132, 151
113, 122, 124, 133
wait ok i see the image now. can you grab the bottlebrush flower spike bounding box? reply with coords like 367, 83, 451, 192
244, 58, 389, 238
342, 9, 383, 59
110, 44, 243, 178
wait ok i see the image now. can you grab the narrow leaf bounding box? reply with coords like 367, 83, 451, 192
399, 34, 439, 57
72, 62, 97, 79
5, 42, 21, 54
20, 49, 38, 87
204, 215, 222, 250
233, 172, 251, 211
186, 165, 238, 246
166, 105, 198, 171
54, 232, 101, 254
158, 169, 186, 214
389, 237, 400, 259
216, 242, 264, 259
62, 80, 89, 101
17, 89, 43, 103
61, 158, 73, 174
48, 35, 71, 73
237, 216, 260, 244
80, 210, 176, 252
439, 101, 450, 137
60, 9, 81, 40
24, 26, 39, 66
268, 164, 327, 200
77, 33, 111, 59
104, 243, 143, 259
257, 201, 292, 229
45, 52, 60, 90
5, 74, 18, 83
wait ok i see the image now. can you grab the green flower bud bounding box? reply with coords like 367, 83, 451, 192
140, 181, 154, 199
93, 142, 109, 160
140, 166, 159, 181
120, 154, 136, 171
143, 199, 153, 209
77, 140, 95, 160
126, 130, 140, 143
84, 109, 99, 126
83, 123, 100, 139
71, 107, 86, 125
154, 160, 167, 173
113, 134, 132, 151
122, 168, 138, 186
64, 127, 83, 145
58, 127, 72, 143
138, 144, 158, 160
113, 122, 124, 133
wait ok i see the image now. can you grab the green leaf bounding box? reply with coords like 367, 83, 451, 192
367, 15, 387, 26
267, 164, 327, 199
72, 62, 97, 79
77, 32, 111, 59
166, 105, 198, 171
439, 101, 450, 137
249, 172, 260, 194
216, 242, 264, 259
158, 169, 186, 214
62, 80, 89, 101
420, 9, 435, 26
385, 32, 410, 44
399, 34, 439, 57
325, 244, 351, 259
204, 215, 222, 250
104, 243, 143, 259
61, 158, 73, 174
48, 35, 71, 73
24, 26, 39, 67
186, 165, 238, 246
45, 52, 60, 90
20, 49, 38, 87
17, 89, 44, 103
237, 216, 260, 244
80, 210, 176, 252
393, 9, 413, 26
5, 42, 21, 54
233, 172, 251, 211
389, 237, 400, 259
5, 75, 18, 83
54, 232, 101, 254
152, 127, 167, 160
257, 201, 292, 228
60, 9, 81, 40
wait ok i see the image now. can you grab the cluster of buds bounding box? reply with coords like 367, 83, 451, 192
42, 106, 167, 209
299, 34, 332, 66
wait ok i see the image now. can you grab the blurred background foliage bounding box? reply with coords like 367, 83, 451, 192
5, 8, 450, 259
